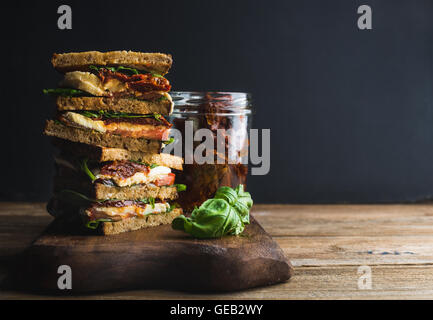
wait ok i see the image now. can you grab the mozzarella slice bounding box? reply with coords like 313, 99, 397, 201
62, 111, 107, 133
163, 92, 174, 114
60, 71, 108, 96
96, 166, 171, 187
60, 71, 169, 100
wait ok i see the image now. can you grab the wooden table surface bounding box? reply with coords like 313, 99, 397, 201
1, 202, 433, 299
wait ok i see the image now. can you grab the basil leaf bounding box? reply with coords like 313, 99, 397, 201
167, 202, 180, 213
80, 110, 101, 118
172, 199, 242, 238
149, 164, 159, 169
172, 185, 253, 239
77, 110, 162, 121
163, 137, 175, 145
43, 88, 87, 97
80, 158, 96, 182
137, 197, 155, 209
153, 113, 162, 121
86, 218, 113, 230
174, 184, 187, 192
113, 66, 139, 75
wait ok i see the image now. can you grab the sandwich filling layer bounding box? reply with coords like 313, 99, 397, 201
95, 161, 175, 187
60, 67, 171, 99
54, 156, 176, 188
86, 200, 171, 221
59, 111, 171, 140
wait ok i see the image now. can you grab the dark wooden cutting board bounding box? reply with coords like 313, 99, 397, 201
9, 215, 292, 293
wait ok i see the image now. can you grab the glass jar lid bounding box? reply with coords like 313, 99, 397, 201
171, 91, 252, 115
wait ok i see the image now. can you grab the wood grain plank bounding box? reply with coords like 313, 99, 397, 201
1, 203, 433, 299
0, 214, 52, 258
275, 236, 433, 266
2, 265, 433, 300
253, 204, 433, 237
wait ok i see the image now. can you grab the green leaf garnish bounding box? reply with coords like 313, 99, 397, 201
171, 185, 253, 239
86, 218, 113, 230
77, 110, 162, 121
149, 164, 159, 169
137, 197, 156, 209
80, 159, 96, 182
80, 110, 100, 118
162, 137, 175, 144
174, 184, 187, 192
152, 113, 162, 121
167, 203, 180, 213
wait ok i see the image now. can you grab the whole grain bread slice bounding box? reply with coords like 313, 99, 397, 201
52, 51, 172, 75
97, 208, 182, 235
56, 94, 174, 115
52, 139, 183, 170
92, 183, 178, 201
44, 120, 162, 153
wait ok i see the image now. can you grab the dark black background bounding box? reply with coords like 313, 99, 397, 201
1, 0, 432, 203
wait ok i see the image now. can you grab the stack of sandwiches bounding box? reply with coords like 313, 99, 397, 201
43, 50, 184, 235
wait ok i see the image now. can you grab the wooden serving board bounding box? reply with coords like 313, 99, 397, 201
9, 215, 292, 293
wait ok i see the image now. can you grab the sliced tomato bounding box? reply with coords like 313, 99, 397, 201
111, 127, 171, 140
154, 173, 175, 187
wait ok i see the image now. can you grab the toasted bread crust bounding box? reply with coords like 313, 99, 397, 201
100, 208, 182, 235
56, 95, 174, 115
52, 139, 183, 170
44, 120, 162, 153
52, 51, 172, 75
92, 183, 178, 201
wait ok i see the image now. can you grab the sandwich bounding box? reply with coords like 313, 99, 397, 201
48, 142, 184, 235
43, 51, 185, 235
43, 51, 174, 153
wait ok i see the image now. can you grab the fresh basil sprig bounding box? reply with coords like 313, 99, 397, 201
172, 185, 253, 239
138, 197, 156, 209
77, 110, 162, 121
80, 158, 96, 182
174, 184, 187, 192
86, 218, 113, 229
167, 203, 180, 213
163, 137, 175, 145
129, 160, 159, 169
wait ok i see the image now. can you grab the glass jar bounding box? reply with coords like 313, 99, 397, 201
168, 92, 253, 211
